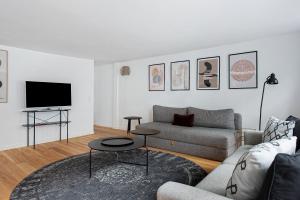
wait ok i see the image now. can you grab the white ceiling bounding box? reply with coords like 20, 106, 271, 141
0, 0, 299, 65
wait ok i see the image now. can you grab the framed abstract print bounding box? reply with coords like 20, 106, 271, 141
171, 60, 190, 91
0, 50, 8, 103
149, 63, 165, 91
197, 56, 220, 90
229, 51, 258, 89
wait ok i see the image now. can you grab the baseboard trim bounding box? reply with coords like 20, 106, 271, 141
94, 125, 126, 135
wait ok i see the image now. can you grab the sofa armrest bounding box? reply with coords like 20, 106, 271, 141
234, 113, 242, 130
157, 181, 231, 200
244, 130, 263, 145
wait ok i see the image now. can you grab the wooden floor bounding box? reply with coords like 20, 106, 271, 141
0, 126, 220, 200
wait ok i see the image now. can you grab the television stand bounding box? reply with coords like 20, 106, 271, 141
22, 108, 71, 149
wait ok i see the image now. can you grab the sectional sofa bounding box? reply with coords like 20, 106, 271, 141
157, 130, 263, 200
137, 105, 242, 161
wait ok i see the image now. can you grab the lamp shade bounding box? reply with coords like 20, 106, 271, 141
266, 73, 278, 85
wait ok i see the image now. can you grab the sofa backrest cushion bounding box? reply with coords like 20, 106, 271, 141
187, 107, 235, 129
286, 115, 300, 151
257, 153, 300, 200
225, 137, 297, 200
153, 105, 187, 123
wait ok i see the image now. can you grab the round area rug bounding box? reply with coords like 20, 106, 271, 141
10, 149, 207, 200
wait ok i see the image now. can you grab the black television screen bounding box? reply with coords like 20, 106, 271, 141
26, 81, 72, 108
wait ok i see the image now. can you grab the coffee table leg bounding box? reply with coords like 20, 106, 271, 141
144, 135, 147, 147
89, 149, 92, 178
144, 135, 149, 175
127, 119, 131, 136
115, 152, 120, 162
146, 147, 149, 175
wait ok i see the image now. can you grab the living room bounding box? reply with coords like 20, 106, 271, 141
0, 1, 300, 200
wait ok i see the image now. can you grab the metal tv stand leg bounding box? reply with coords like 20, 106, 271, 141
33, 112, 36, 149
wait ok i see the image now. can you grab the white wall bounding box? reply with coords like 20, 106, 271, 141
94, 64, 114, 127
94, 32, 300, 130
0, 45, 94, 150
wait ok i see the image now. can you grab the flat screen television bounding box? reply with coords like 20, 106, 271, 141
26, 81, 72, 108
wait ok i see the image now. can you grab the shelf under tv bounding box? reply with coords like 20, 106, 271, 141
22, 109, 70, 149
22, 108, 71, 113
22, 121, 71, 127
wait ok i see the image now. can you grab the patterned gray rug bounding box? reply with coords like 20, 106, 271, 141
10, 149, 207, 200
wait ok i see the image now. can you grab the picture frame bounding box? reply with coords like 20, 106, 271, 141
197, 56, 220, 90
0, 49, 8, 103
229, 51, 258, 89
148, 63, 165, 91
170, 60, 190, 91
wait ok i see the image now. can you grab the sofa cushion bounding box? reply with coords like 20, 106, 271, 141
158, 181, 232, 200
146, 136, 236, 161
223, 145, 252, 165
257, 153, 300, 200
188, 107, 235, 129
244, 130, 263, 145
263, 116, 295, 142
172, 114, 194, 127
286, 115, 300, 150
196, 163, 235, 196
153, 105, 187, 123
225, 137, 297, 200
137, 122, 236, 149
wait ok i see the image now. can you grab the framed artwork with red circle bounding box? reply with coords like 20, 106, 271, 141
229, 51, 258, 89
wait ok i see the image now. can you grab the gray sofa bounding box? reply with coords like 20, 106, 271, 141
157, 131, 263, 200
137, 105, 242, 161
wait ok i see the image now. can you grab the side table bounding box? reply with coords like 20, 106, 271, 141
123, 116, 142, 136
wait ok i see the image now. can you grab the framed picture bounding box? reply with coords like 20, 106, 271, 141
197, 56, 220, 90
0, 50, 8, 103
171, 60, 190, 91
229, 51, 258, 89
149, 63, 165, 91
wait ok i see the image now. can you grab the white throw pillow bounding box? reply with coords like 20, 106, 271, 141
263, 116, 295, 142
225, 137, 297, 200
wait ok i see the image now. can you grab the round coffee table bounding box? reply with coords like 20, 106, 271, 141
88, 137, 144, 178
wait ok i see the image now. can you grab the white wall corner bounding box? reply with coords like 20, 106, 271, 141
112, 63, 120, 129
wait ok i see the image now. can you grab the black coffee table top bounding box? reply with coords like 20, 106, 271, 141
88, 137, 143, 152
124, 116, 142, 120
130, 129, 160, 136
101, 137, 134, 147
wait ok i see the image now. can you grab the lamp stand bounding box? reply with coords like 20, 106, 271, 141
259, 81, 267, 130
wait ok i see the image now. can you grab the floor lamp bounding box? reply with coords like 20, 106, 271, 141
259, 73, 279, 130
